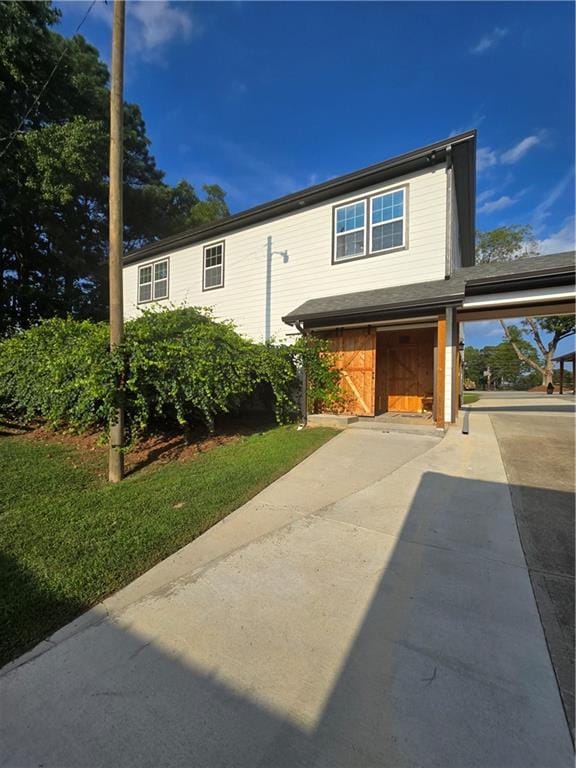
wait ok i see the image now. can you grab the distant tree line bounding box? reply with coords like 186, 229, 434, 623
0, 1, 229, 334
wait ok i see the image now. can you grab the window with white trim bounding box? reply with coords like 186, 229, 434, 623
203, 242, 224, 290
370, 189, 405, 252
334, 201, 366, 261
138, 259, 169, 303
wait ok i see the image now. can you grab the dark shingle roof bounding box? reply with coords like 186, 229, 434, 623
455, 251, 575, 284
283, 251, 575, 326
124, 130, 477, 267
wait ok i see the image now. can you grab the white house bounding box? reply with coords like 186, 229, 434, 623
123, 131, 575, 428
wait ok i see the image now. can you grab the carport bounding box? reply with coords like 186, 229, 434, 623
554, 351, 576, 394
283, 251, 575, 429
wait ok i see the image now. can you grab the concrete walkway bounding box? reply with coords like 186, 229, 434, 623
1, 416, 573, 767
471, 392, 575, 741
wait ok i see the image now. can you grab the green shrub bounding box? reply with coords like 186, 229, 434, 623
0, 317, 111, 430
291, 335, 345, 414
0, 308, 341, 435
121, 308, 263, 433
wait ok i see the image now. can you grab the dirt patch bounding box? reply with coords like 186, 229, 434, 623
9, 418, 273, 476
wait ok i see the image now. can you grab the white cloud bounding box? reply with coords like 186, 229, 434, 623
532, 167, 575, 230
500, 135, 542, 164
129, 2, 194, 56
477, 147, 498, 172
477, 133, 547, 174
92, 1, 195, 59
537, 217, 576, 255
470, 27, 508, 55
449, 109, 486, 137
478, 195, 517, 214
477, 189, 495, 204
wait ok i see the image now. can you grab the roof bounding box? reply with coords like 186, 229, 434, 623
282, 251, 575, 327
553, 351, 576, 363
124, 130, 477, 267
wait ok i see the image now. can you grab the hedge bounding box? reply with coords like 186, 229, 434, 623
0, 307, 341, 436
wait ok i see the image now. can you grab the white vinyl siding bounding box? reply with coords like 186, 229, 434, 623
138, 259, 168, 303
124, 164, 448, 341
203, 242, 224, 290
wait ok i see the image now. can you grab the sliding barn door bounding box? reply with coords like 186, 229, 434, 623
326, 328, 376, 416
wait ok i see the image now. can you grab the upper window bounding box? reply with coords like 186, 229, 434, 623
138, 259, 169, 303
332, 186, 406, 263
371, 189, 405, 252
203, 241, 224, 290
334, 201, 366, 261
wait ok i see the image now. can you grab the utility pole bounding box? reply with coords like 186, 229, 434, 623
108, 0, 126, 483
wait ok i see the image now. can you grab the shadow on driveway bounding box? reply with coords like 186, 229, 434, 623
1, 470, 573, 767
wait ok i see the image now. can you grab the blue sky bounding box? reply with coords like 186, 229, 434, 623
56, 1, 575, 353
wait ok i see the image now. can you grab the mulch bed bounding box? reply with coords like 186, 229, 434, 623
2, 416, 274, 477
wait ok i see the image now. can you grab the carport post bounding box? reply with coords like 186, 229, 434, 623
559, 360, 564, 395
434, 315, 446, 429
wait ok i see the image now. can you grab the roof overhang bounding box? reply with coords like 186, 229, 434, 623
283, 252, 575, 330
464, 264, 575, 295
285, 296, 463, 330
124, 130, 476, 267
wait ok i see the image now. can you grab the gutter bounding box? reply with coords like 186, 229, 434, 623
444, 144, 453, 279
124, 130, 476, 266
282, 293, 464, 327
294, 321, 308, 427
464, 266, 575, 295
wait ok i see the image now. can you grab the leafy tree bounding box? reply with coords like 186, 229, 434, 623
500, 317, 575, 387
475, 225, 538, 264
463, 346, 488, 389
475, 226, 574, 387
0, 1, 229, 333
464, 340, 538, 390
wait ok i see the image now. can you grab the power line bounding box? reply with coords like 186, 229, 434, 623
0, 0, 99, 161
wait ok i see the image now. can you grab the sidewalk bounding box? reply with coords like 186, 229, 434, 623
1, 416, 572, 767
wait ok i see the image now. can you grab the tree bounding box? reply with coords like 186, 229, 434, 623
475, 225, 574, 387
464, 340, 540, 390
0, 1, 229, 333
475, 225, 538, 264
500, 317, 575, 387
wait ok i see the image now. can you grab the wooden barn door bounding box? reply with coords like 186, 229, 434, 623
377, 328, 434, 413
387, 344, 421, 412
324, 328, 376, 416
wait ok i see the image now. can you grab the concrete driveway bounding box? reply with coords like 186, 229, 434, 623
1, 410, 573, 767
469, 391, 575, 740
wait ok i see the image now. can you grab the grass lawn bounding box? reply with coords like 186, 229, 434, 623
463, 393, 480, 404
0, 425, 336, 666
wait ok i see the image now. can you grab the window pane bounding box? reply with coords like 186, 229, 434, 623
336, 202, 364, 233
205, 252, 222, 268
205, 266, 222, 288
139, 266, 152, 285
154, 279, 168, 299
372, 220, 403, 251
154, 261, 167, 280
336, 230, 364, 260
205, 245, 222, 263
372, 191, 403, 223
139, 283, 152, 302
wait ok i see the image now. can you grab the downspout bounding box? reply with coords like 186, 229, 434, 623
294, 321, 308, 427
445, 145, 453, 279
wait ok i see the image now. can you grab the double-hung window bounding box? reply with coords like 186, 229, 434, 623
332, 186, 406, 262
334, 201, 366, 261
138, 259, 169, 303
203, 241, 224, 290
370, 189, 405, 252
